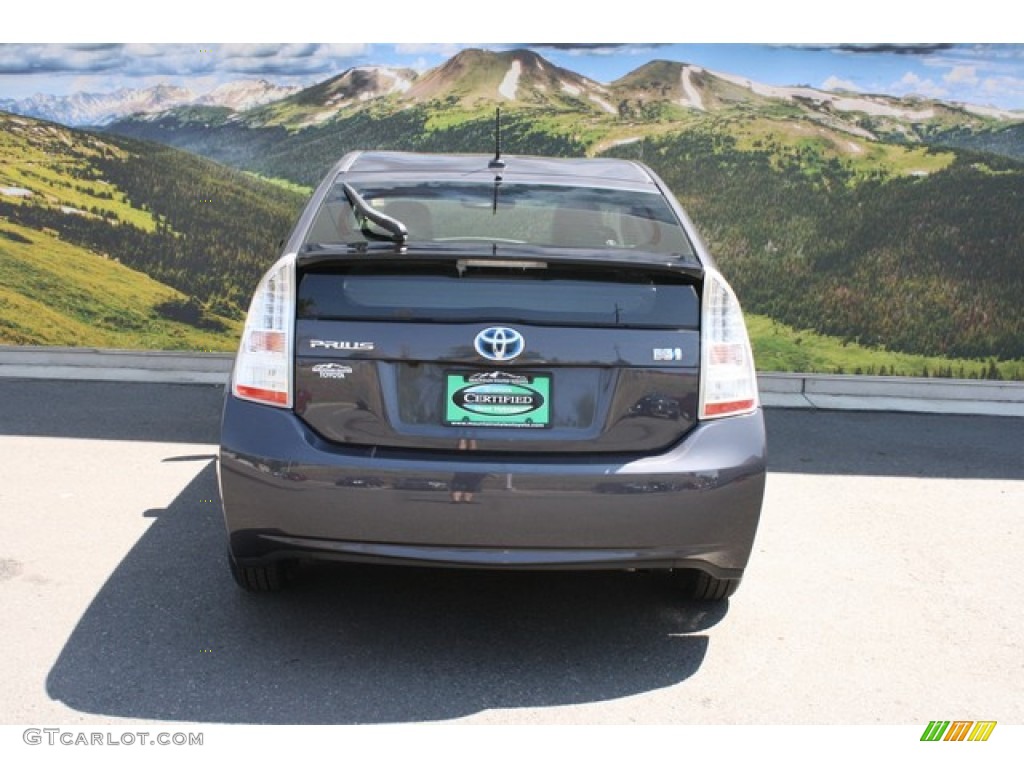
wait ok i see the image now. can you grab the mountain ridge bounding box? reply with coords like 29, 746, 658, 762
99, 48, 1024, 166
5, 48, 1021, 132
0, 79, 300, 127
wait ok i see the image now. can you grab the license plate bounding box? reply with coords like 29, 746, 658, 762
444, 371, 551, 428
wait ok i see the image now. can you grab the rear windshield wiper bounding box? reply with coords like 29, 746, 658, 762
342, 182, 408, 244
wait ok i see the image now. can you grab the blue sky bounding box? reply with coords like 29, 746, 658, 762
3, 2, 1023, 111
2, 43, 1023, 111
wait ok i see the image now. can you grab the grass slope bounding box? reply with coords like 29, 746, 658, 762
607, 127, 1024, 363
13, 99, 1024, 377
0, 220, 239, 350
0, 114, 159, 232
747, 314, 1022, 381
2, 110, 306, 325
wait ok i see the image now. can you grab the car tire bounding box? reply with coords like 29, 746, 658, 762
675, 569, 741, 600
227, 550, 294, 592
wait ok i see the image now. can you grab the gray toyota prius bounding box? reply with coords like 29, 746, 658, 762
218, 149, 766, 600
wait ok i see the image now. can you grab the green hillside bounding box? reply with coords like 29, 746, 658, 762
746, 314, 1021, 381
109, 105, 589, 189
75, 104, 1024, 376
0, 219, 240, 350
919, 121, 1024, 162
7, 47, 1024, 376
605, 127, 1024, 362
1, 111, 306, 345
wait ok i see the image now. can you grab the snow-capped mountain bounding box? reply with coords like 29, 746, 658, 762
406, 48, 615, 113
296, 67, 417, 107
0, 85, 194, 126
5, 48, 1020, 139
248, 66, 417, 127
0, 80, 298, 126
195, 79, 300, 111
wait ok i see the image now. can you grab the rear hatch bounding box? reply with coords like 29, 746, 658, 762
293, 255, 702, 455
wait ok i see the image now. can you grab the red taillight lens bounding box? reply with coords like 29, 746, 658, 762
231, 254, 295, 408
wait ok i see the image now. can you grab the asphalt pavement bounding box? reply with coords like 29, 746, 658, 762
0, 379, 1021, 726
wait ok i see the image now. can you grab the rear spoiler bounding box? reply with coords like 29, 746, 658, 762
296, 244, 704, 281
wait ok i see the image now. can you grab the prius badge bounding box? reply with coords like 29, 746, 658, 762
309, 339, 374, 351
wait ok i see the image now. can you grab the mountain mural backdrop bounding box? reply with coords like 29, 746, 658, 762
2, 48, 1022, 378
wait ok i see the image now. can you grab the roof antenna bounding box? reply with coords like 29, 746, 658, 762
488, 107, 505, 176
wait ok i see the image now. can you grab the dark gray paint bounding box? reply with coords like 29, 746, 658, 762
219, 395, 766, 576
222, 151, 765, 583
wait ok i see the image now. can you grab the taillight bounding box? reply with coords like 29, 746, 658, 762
699, 269, 759, 420
231, 253, 295, 408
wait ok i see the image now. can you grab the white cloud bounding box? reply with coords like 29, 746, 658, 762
893, 71, 947, 99
121, 44, 167, 59
0, 43, 371, 79
318, 44, 370, 58
981, 74, 1024, 103
822, 75, 860, 92
556, 45, 658, 57
944, 65, 979, 85
220, 44, 288, 59
394, 44, 465, 57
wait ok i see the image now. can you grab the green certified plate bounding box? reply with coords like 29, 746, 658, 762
445, 371, 551, 428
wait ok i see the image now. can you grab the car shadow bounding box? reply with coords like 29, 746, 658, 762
46, 462, 724, 724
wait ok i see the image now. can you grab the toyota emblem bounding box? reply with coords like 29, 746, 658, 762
474, 327, 525, 361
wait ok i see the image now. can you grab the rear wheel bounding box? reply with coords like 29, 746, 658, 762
227, 550, 295, 592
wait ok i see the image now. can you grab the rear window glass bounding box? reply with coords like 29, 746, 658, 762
298, 266, 699, 328
304, 181, 694, 257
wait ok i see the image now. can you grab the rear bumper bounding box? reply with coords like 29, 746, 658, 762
218, 395, 766, 577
